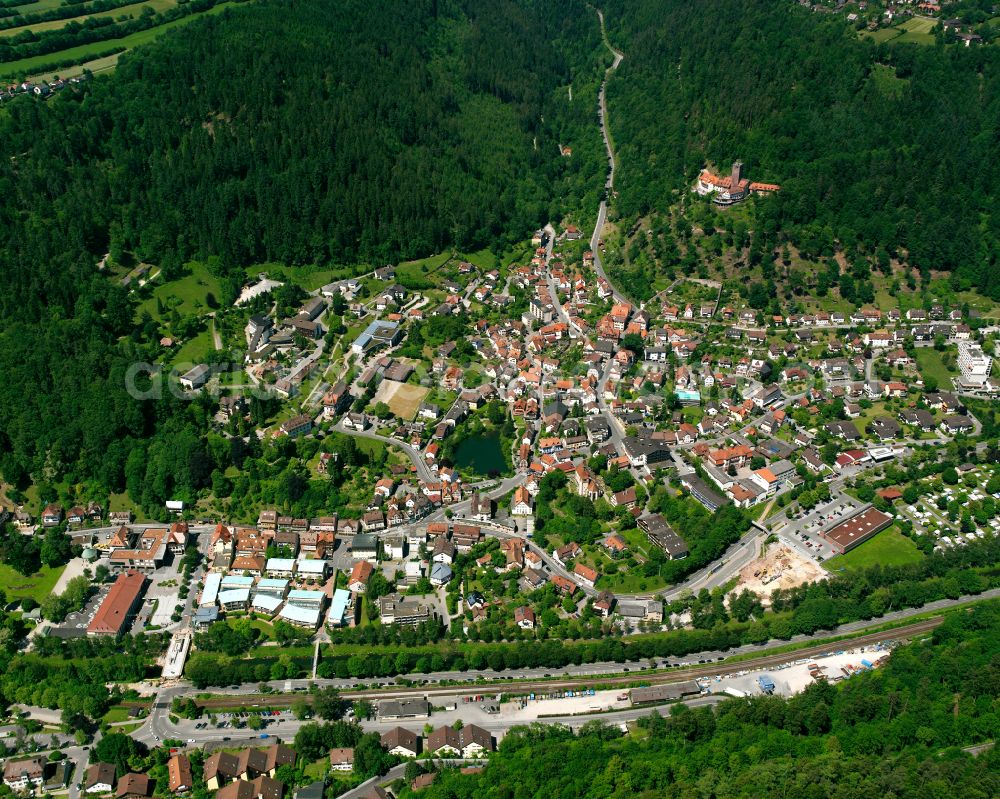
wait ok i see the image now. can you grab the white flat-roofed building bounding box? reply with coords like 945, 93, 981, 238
957, 340, 992, 385
404, 560, 424, 583
295, 557, 329, 579
218, 588, 250, 611
255, 578, 289, 598
251, 594, 283, 615
220, 574, 255, 591
327, 588, 351, 627
200, 572, 222, 607
279, 603, 322, 629
287, 589, 326, 608
266, 557, 296, 578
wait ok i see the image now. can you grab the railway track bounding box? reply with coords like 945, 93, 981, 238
188, 616, 943, 709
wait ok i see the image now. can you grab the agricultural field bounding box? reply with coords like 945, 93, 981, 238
824, 527, 924, 573
0, 0, 242, 81
6, 0, 66, 13
861, 16, 937, 46
0, 0, 179, 40
29, 50, 121, 82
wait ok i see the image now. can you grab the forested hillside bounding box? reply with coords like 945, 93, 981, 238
403, 601, 1000, 798
0, 0, 606, 497
604, 0, 1000, 299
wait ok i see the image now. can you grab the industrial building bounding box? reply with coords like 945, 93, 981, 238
629, 681, 701, 705
820, 506, 893, 554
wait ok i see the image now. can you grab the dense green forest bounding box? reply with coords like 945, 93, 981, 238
0, 0, 606, 500
401, 601, 1000, 798
604, 0, 1000, 299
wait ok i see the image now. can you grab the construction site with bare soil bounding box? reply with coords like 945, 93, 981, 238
734, 543, 828, 606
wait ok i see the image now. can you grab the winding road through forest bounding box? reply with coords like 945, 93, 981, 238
590, 8, 631, 307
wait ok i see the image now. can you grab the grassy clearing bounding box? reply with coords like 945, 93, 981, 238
862, 27, 902, 44
0, 561, 65, 605
102, 706, 135, 723
851, 402, 892, 440
869, 63, 907, 99
0, 0, 178, 39
108, 491, 141, 517
824, 526, 925, 573
168, 327, 214, 367
302, 759, 329, 781
352, 437, 387, 458
139, 261, 223, 321
0, 1, 235, 78
114, 721, 144, 734
915, 348, 955, 387
395, 251, 453, 286
226, 616, 278, 640
460, 248, 498, 271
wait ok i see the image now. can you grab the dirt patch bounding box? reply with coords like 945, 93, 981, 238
733, 543, 827, 607
372, 380, 428, 420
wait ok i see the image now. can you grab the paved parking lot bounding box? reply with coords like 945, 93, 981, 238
776, 493, 865, 561
53, 583, 112, 637
330, 537, 358, 574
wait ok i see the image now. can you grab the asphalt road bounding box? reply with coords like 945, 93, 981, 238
589, 7, 630, 307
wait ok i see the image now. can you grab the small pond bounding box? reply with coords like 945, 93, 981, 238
454, 432, 506, 476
